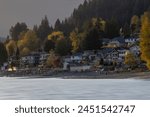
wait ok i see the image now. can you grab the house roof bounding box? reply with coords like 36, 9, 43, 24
101, 48, 116, 54
102, 38, 111, 43
72, 53, 83, 57
111, 37, 125, 44
101, 48, 118, 59
116, 47, 129, 51
125, 37, 139, 40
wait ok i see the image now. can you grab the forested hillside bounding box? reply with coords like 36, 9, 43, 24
56, 0, 150, 34
1, 0, 150, 65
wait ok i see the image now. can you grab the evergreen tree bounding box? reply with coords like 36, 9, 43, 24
43, 40, 55, 53
37, 16, 52, 40
58, 0, 150, 35
121, 23, 131, 38
0, 42, 8, 65
55, 39, 71, 56
33, 25, 38, 35
10, 22, 28, 41
105, 18, 120, 39
54, 19, 61, 31
82, 27, 101, 50
15, 47, 20, 60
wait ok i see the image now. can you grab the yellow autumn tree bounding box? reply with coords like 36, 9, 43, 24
18, 30, 40, 56
69, 29, 80, 53
131, 15, 140, 35
124, 51, 137, 69
46, 51, 61, 68
6, 40, 17, 57
140, 12, 150, 69
48, 31, 64, 42
131, 15, 140, 26
91, 18, 106, 31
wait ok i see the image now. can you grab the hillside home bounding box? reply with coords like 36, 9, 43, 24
102, 38, 111, 46
20, 52, 40, 67
129, 45, 140, 56
117, 48, 129, 62
63, 56, 72, 63
107, 37, 126, 48
83, 50, 97, 61
102, 48, 119, 63
125, 38, 139, 45
39, 52, 50, 63
71, 53, 83, 63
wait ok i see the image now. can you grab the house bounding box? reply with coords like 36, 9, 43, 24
83, 50, 95, 56
102, 48, 119, 63
107, 37, 126, 48
102, 38, 111, 46
39, 52, 50, 64
83, 50, 97, 61
63, 62, 70, 71
105, 50, 119, 62
20, 52, 40, 67
125, 38, 139, 46
100, 47, 128, 65
63, 56, 72, 63
71, 53, 83, 63
1, 62, 8, 71
63, 56, 72, 70
37, 52, 50, 67
129, 45, 140, 56
117, 47, 129, 62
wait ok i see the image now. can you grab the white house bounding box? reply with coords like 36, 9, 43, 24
102, 38, 111, 46
102, 48, 119, 62
116, 48, 129, 63
105, 51, 119, 62
71, 53, 83, 62
63, 56, 72, 63
1, 62, 8, 71
129, 45, 140, 56
39, 52, 50, 62
20, 52, 40, 66
125, 38, 139, 45
21, 55, 34, 64
108, 41, 121, 47
107, 37, 126, 47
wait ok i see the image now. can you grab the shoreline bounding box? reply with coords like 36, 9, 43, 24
1, 71, 150, 79
62, 71, 150, 79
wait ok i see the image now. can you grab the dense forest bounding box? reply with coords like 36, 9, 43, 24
57, 0, 150, 35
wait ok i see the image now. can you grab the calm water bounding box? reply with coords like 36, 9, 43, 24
0, 77, 150, 100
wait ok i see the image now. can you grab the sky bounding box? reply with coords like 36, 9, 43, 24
0, 0, 84, 37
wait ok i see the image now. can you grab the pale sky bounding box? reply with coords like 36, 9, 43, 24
0, 0, 84, 37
